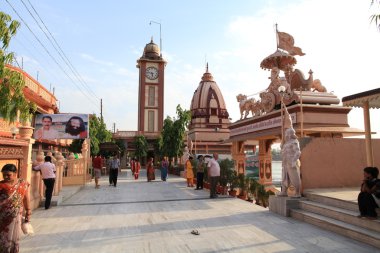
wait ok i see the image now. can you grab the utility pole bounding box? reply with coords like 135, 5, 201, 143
100, 99, 103, 123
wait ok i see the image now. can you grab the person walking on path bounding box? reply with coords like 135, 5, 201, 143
33, 156, 56, 209
131, 158, 136, 175
134, 159, 141, 180
147, 157, 155, 182
108, 156, 120, 187
0, 164, 31, 253
185, 156, 194, 187
161, 157, 169, 181
195, 155, 205, 190
207, 153, 220, 198
92, 155, 102, 189
358, 166, 380, 219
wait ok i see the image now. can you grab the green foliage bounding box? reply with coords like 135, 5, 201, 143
87, 114, 112, 156
0, 12, 36, 123
237, 173, 249, 193
134, 135, 148, 162
159, 104, 191, 164
248, 177, 274, 208
219, 158, 235, 187
68, 139, 84, 154
114, 139, 126, 157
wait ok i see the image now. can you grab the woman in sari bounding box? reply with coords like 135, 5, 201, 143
147, 157, 155, 182
134, 160, 141, 180
0, 164, 31, 253
161, 157, 168, 181
186, 156, 194, 187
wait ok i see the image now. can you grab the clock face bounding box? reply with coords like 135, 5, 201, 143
145, 67, 159, 80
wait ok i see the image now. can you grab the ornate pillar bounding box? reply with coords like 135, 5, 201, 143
19, 126, 36, 208
231, 140, 245, 174
81, 139, 89, 184
258, 139, 273, 185
363, 101, 374, 166
55, 151, 65, 194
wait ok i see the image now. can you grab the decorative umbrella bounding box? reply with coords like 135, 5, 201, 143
260, 50, 297, 71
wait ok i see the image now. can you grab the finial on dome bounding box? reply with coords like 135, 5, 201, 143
151, 36, 154, 43
206, 62, 209, 73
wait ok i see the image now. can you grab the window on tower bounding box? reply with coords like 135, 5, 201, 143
148, 86, 155, 106
148, 110, 155, 132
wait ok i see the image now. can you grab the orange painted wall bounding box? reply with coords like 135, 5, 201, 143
300, 137, 380, 190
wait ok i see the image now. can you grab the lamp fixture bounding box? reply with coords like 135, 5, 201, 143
10, 127, 19, 139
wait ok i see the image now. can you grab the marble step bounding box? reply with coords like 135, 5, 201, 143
300, 200, 380, 233
303, 192, 359, 212
291, 209, 380, 249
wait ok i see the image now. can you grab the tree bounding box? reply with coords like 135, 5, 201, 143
0, 12, 36, 123
133, 135, 148, 162
371, 0, 380, 30
159, 104, 191, 166
88, 114, 112, 156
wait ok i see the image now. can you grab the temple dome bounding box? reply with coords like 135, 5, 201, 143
142, 38, 160, 59
189, 65, 230, 130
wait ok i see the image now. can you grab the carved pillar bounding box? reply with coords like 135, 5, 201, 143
258, 139, 273, 185
18, 130, 36, 209
231, 140, 245, 174
55, 151, 64, 194
81, 139, 89, 184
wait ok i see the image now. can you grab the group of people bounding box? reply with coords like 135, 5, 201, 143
1, 156, 379, 253
146, 157, 169, 182
34, 115, 88, 140
185, 153, 221, 199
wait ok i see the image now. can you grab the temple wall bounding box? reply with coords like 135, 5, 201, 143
300, 137, 380, 190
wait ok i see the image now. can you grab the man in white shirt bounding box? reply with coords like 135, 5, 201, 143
34, 116, 59, 140
33, 156, 56, 209
207, 153, 220, 199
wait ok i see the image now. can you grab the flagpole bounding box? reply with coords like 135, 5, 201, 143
300, 88, 304, 138
275, 23, 279, 49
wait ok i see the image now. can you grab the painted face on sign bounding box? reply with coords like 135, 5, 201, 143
42, 118, 52, 130
70, 119, 81, 129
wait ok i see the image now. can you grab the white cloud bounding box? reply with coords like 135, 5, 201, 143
80, 53, 115, 67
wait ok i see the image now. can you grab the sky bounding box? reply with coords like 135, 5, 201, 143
2, 0, 380, 137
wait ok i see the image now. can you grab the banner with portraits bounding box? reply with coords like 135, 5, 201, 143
33, 113, 89, 140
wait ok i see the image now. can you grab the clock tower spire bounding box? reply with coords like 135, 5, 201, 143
136, 38, 167, 135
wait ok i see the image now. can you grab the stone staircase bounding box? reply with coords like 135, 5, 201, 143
291, 191, 380, 249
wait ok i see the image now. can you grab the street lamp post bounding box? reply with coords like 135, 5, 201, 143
278, 85, 286, 143
149, 20, 162, 57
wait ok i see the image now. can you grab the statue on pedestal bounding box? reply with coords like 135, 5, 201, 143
279, 106, 301, 197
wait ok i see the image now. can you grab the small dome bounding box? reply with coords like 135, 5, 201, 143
189, 64, 230, 128
143, 38, 160, 59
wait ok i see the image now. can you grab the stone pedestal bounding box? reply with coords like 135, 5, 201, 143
269, 195, 300, 217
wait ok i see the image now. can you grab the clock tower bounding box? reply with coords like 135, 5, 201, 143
136, 38, 166, 134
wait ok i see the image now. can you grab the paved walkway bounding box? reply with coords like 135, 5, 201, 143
21, 170, 379, 253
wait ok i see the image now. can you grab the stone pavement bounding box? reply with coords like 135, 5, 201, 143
21, 170, 380, 253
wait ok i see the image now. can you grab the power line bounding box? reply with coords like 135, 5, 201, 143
5, 0, 99, 110
23, 0, 100, 100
